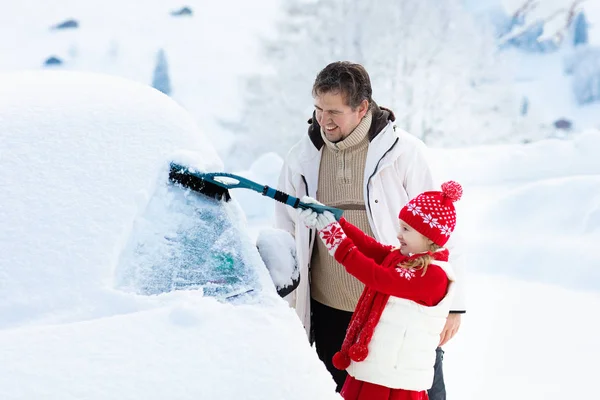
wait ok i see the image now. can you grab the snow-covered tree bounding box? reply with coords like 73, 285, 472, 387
152, 49, 171, 96
498, 0, 588, 51
572, 48, 600, 105
571, 11, 589, 46
360, 1, 521, 145
225, 0, 325, 168
227, 0, 521, 168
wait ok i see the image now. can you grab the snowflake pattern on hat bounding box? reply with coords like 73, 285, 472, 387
406, 203, 422, 216
440, 224, 452, 236
423, 213, 440, 228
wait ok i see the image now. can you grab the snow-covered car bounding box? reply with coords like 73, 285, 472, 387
0, 71, 338, 399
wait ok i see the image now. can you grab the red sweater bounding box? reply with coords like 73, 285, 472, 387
334, 218, 449, 307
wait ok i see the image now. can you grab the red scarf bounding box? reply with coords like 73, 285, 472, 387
332, 248, 449, 370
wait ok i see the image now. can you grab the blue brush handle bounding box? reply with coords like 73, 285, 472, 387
171, 166, 344, 221
262, 186, 344, 221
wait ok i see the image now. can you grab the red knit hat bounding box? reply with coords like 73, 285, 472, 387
398, 181, 463, 247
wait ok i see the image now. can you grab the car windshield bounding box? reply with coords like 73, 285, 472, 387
115, 181, 258, 301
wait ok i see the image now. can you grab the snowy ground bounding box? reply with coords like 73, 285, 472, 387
445, 273, 599, 399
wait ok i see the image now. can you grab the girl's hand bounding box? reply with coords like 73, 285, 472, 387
317, 212, 347, 256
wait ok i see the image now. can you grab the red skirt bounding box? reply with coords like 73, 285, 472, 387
340, 376, 428, 400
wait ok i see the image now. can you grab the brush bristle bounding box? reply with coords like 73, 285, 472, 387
169, 166, 231, 202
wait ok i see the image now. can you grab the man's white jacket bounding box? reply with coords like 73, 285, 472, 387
274, 111, 466, 338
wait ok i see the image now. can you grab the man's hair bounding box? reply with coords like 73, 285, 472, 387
312, 61, 373, 110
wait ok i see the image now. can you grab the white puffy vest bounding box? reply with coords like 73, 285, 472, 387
346, 260, 455, 390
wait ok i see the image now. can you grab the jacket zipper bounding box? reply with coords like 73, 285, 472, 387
366, 137, 399, 224
302, 173, 318, 344
301, 174, 316, 285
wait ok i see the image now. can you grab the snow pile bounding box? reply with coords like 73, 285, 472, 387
424, 130, 600, 291
427, 128, 600, 186
256, 228, 298, 290
0, 291, 339, 400
0, 71, 340, 400
444, 273, 600, 400
0, 70, 220, 327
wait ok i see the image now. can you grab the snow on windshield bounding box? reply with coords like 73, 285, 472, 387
115, 177, 259, 300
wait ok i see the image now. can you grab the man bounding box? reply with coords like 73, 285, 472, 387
273, 61, 465, 399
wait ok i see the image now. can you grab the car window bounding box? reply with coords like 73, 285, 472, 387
115, 180, 259, 301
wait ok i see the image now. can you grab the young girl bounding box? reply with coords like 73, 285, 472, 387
298, 181, 462, 400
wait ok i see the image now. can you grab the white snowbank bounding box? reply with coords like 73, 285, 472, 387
0, 71, 340, 400
257, 228, 298, 289
428, 129, 600, 186
445, 272, 600, 400
425, 130, 600, 291
0, 291, 337, 400
0, 70, 219, 327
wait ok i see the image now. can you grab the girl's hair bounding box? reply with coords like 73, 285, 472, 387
399, 243, 442, 277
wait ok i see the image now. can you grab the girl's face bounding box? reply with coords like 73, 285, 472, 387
397, 219, 432, 255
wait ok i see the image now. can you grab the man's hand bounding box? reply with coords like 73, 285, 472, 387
297, 196, 324, 229
439, 313, 462, 347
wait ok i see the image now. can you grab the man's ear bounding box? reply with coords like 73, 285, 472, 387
358, 99, 369, 119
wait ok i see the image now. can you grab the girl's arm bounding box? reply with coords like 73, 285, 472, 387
338, 218, 393, 264
334, 239, 448, 306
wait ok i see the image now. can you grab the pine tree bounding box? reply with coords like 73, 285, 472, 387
152, 49, 172, 96
572, 11, 589, 47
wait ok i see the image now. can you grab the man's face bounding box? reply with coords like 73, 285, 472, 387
314, 91, 368, 143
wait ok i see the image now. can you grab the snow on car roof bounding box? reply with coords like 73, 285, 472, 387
0, 70, 222, 322
0, 71, 339, 399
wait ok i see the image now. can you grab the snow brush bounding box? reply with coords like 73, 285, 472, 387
168, 162, 344, 221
